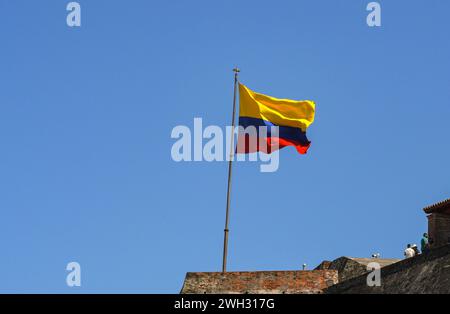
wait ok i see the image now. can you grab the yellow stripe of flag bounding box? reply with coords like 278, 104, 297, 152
239, 83, 315, 132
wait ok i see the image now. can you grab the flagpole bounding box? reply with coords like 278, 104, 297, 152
222, 67, 240, 273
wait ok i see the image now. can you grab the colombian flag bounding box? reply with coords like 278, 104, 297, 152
236, 84, 315, 154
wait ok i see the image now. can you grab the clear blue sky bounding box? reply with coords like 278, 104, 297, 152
1, 0, 449, 293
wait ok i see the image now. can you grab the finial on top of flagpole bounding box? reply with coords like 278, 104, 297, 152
233, 67, 240, 82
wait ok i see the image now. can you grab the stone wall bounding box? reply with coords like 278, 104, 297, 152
326, 257, 368, 282
314, 257, 400, 282
181, 270, 338, 294
325, 244, 450, 294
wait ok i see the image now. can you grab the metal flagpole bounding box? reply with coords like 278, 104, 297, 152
222, 67, 240, 273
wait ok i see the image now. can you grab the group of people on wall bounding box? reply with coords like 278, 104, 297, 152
404, 233, 429, 258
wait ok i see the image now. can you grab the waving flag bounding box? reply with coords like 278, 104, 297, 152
236, 83, 315, 154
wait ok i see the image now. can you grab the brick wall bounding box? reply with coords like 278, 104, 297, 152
180, 270, 338, 294
428, 213, 450, 248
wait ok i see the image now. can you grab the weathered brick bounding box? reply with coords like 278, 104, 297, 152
180, 270, 338, 294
